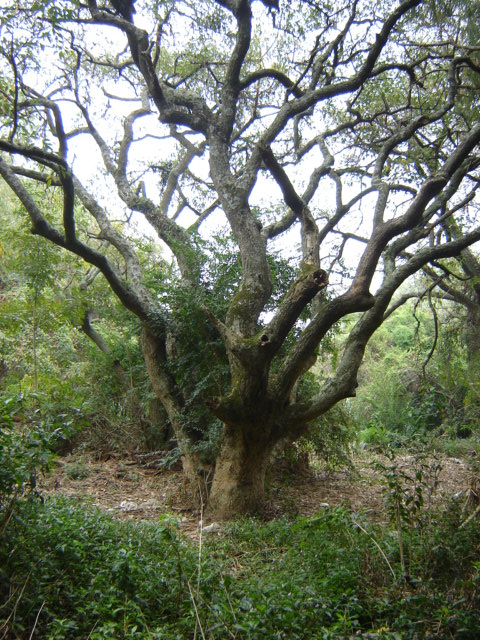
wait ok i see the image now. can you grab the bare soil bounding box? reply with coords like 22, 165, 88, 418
37, 449, 476, 538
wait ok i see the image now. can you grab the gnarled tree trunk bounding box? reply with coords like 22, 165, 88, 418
207, 424, 273, 519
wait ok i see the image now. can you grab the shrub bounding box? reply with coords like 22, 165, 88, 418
0, 499, 199, 639
1, 498, 479, 639
0, 394, 65, 530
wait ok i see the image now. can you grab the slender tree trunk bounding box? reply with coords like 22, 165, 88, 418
465, 309, 480, 361
141, 325, 212, 490
32, 286, 38, 391
207, 425, 273, 519
143, 397, 173, 450
81, 309, 172, 446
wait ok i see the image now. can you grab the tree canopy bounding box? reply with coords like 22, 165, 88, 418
1, 0, 479, 517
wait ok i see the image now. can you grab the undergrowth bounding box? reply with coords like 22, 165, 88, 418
1, 497, 479, 639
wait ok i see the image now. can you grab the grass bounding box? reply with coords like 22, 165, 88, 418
1, 495, 479, 639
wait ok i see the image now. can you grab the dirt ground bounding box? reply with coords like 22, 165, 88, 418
37, 449, 477, 538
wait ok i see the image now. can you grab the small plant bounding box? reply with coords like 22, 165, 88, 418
374, 444, 442, 581
0, 394, 62, 532
0, 498, 199, 639
64, 459, 90, 480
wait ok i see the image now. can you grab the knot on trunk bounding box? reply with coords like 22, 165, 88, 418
205, 396, 221, 410
313, 268, 329, 290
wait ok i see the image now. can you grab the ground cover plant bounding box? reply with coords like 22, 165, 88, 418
1, 0, 480, 518
1, 487, 480, 639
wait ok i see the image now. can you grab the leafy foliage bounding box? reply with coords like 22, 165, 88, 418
351, 297, 480, 452
0, 394, 70, 530
0, 188, 164, 454
1, 0, 480, 518
1, 497, 479, 639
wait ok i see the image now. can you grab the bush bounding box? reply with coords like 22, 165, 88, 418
2, 498, 479, 639
0, 500, 198, 639
0, 394, 66, 529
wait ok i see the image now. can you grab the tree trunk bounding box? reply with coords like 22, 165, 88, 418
465, 309, 480, 362
140, 325, 214, 505
207, 425, 272, 520
142, 397, 174, 451
141, 328, 194, 461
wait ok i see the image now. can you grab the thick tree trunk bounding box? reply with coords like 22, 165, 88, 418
207, 425, 272, 520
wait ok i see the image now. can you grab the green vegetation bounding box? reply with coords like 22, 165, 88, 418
2, 370, 479, 638
1, 1, 480, 635
0, 394, 68, 531
351, 298, 480, 455
2, 186, 480, 640
2, 190, 479, 639
3, 329, 479, 640
1, 496, 479, 639
2, 0, 480, 518
0, 191, 165, 454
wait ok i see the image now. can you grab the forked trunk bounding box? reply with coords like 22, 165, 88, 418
207, 425, 272, 520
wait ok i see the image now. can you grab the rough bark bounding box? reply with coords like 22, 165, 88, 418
140, 328, 193, 465
207, 425, 273, 519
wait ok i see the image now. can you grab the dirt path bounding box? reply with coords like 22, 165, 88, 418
38, 450, 475, 537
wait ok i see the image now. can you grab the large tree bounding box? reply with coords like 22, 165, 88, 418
1, 0, 479, 518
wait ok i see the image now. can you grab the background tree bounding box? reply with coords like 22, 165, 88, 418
1, 0, 480, 518
0, 183, 165, 452
350, 288, 480, 451
421, 249, 480, 359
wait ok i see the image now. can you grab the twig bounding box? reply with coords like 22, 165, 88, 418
352, 520, 396, 579
86, 619, 99, 639
197, 483, 204, 599
395, 501, 407, 579
222, 582, 239, 633
194, 479, 205, 640
0, 487, 21, 535
459, 504, 480, 530
0, 572, 31, 636
28, 601, 46, 640
186, 580, 206, 640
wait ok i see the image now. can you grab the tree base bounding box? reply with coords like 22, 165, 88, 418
206, 427, 271, 520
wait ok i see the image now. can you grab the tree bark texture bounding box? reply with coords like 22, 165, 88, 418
207, 425, 273, 519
